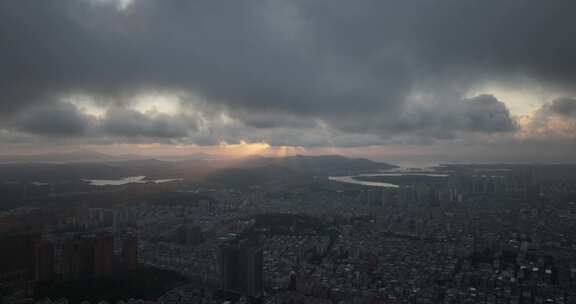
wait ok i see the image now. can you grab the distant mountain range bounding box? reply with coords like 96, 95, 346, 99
0, 150, 215, 163
0, 153, 396, 182
205, 155, 396, 188
0, 150, 112, 163
238, 154, 396, 175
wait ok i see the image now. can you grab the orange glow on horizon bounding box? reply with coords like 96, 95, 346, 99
218, 140, 271, 157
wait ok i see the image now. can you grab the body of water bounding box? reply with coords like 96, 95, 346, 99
328, 176, 399, 188
328, 173, 449, 188
85, 176, 182, 186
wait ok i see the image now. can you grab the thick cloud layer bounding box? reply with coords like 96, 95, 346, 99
13, 102, 94, 137
549, 98, 576, 118
7, 102, 195, 141
1, 0, 575, 153
518, 98, 576, 141
102, 108, 192, 138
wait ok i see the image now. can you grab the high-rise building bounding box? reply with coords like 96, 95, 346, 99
219, 236, 263, 298
288, 271, 297, 291
358, 189, 387, 206
0, 233, 40, 283
176, 224, 203, 246
34, 240, 55, 282
121, 233, 138, 271
61, 236, 95, 280
94, 232, 114, 276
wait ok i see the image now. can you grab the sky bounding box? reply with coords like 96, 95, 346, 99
1, 0, 576, 163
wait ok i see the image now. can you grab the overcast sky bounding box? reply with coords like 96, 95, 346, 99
1, 0, 575, 162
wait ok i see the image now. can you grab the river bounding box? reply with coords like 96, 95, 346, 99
328, 173, 449, 188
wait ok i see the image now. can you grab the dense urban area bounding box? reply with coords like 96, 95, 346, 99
1, 156, 576, 304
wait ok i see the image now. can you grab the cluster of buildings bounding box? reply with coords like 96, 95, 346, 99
58, 232, 138, 280
2, 165, 576, 303
357, 173, 529, 208
0, 206, 140, 304
0, 230, 139, 284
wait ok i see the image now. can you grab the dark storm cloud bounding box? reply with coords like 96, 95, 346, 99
231, 110, 319, 129
8, 102, 193, 140
330, 94, 516, 136
456, 95, 516, 133
1, 0, 576, 146
549, 98, 576, 118
101, 108, 191, 138
13, 102, 94, 136
0, 0, 140, 114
